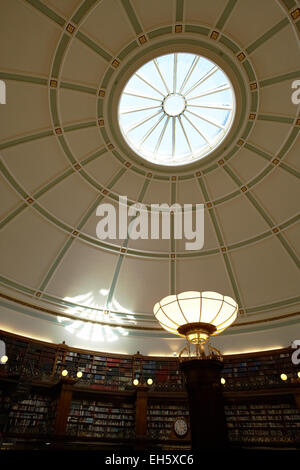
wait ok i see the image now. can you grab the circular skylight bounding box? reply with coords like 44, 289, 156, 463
118, 53, 235, 166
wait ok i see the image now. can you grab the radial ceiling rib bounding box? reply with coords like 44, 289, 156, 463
186, 109, 225, 130
245, 18, 289, 55
184, 66, 218, 96
123, 91, 162, 102
223, 164, 300, 270
182, 113, 212, 148
1, 148, 299, 264
215, 0, 238, 31
187, 84, 231, 100
25, 0, 66, 27
179, 55, 200, 93
153, 58, 170, 94
138, 113, 165, 147
105, 178, 151, 310
120, 104, 162, 114
188, 103, 232, 110
0, 143, 134, 236
126, 109, 163, 133
38, 168, 128, 292
120, 0, 143, 36
173, 53, 178, 93
170, 177, 177, 295
178, 116, 192, 153
0, 129, 54, 151
135, 72, 165, 97
196, 175, 244, 308
154, 116, 170, 155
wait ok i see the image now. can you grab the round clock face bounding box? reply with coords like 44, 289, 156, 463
174, 418, 188, 437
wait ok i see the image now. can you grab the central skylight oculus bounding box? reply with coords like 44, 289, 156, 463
118, 53, 235, 166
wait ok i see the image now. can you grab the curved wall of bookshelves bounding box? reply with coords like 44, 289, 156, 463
0, 329, 300, 450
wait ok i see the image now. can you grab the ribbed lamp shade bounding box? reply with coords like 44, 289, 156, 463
153, 291, 238, 344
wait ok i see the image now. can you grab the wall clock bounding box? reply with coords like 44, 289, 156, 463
173, 418, 188, 437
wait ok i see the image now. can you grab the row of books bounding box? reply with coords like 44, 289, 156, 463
147, 403, 189, 440
69, 412, 134, 419
1, 333, 298, 392
68, 418, 133, 426
225, 401, 300, 444
67, 428, 135, 438
66, 400, 135, 438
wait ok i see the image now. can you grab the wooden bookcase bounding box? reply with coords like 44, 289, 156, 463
7, 393, 56, 434
0, 330, 300, 449
67, 399, 135, 439
225, 397, 300, 445
147, 402, 190, 440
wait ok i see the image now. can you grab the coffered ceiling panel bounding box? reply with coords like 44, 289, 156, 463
177, 178, 205, 204
229, 236, 300, 306
2, 81, 51, 139
185, 0, 228, 27
59, 87, 96, 124
131, 0, 174, 31
214, 194, 270, 244
66, 127, 103, 160
223, 0, 285, 49
38, 172, 97, 227
82, 152, 123, 186
284, 139, 300, 170
0, 0, 61, 75
112, 170, 145, 201
259, 81, 298, 116
229, 147, 267, 182
176, 255, 236, 299
284, 222, 300, 258
252, 167, 300, 223
81, 0, 135, 55
0, 209, 68, 287
46, 238, 120, 301
46, 0, 82, 17
1, 135, 68, 194
0, 173, 21, 219
204, 168, 239, 200
249, 27, 299, 80
247, 120, 292, 154
116, 256, 170, 314
61, 37, 108, 87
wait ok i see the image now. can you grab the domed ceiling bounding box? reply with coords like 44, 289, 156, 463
0, 0, 299, 355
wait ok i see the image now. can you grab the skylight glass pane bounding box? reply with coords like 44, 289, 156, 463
118, 53, 235, 166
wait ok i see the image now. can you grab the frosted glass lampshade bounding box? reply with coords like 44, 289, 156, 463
153, 291, 238, 344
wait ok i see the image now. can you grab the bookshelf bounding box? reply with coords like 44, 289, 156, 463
147, 402, 189, 440
66, 399, 135, 439
222, 350, 297, 390
225, 398, 300, 445
2, 330, 299, 393
6, 393, 56, 435
54, 350, 134, 391
0, 330, 300, 449
133, 355, 185, 391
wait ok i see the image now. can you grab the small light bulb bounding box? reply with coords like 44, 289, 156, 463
61, 369, 68, 377
77, 371, 83, 378
0, 355, 8, 364
280, 373, 287, 381
133, 379, 139, 386
221, 377, 226, 385
147, 378, 153, 385
298, 371, 300, 379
